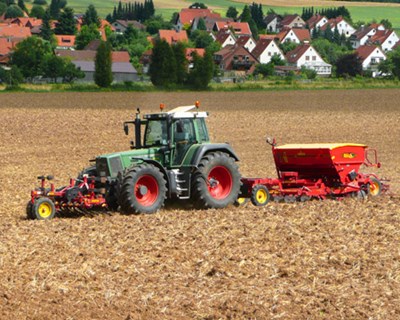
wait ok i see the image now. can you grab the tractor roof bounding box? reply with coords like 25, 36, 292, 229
144, 105, 208, 119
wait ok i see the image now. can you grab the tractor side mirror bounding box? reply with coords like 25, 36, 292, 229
124, 123, 129, 135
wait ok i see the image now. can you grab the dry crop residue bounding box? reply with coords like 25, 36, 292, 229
0, 90, 399, 319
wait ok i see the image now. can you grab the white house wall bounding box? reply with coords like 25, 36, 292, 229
362, 49, 386, 69
282, 30, 300, 43
258, 42, 285, 64
336, 21, 355, 37
244, 39, 256, 52
295, 47, 331, 75
222, 35, 236, 47
382, 32, 399, 51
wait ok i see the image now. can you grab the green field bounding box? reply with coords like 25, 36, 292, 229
66, 0, 400, 29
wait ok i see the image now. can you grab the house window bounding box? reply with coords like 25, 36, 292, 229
312, 56, 316, 61
305, 56, 310, 61
268, 52, 271, 56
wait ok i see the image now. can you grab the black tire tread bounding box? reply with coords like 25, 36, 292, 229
119, 163, 167, 214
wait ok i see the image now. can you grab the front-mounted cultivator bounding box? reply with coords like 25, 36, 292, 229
239, 138, 389, 206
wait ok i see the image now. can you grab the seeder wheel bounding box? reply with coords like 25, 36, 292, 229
369, 177, 382, 197
251, 185, 270, 206
32, 198, 56, 220
234, 197, 249, 207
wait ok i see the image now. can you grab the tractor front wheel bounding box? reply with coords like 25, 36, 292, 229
32, 198, 56, 220
192, 152, 241, 209
119, 164, 167, 214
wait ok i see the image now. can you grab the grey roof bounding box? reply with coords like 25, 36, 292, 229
72, 61, 137, 74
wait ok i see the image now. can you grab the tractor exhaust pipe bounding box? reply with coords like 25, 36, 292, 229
135, 108, 142, 149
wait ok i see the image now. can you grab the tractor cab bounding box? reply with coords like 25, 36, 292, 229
124, 103, 210, 167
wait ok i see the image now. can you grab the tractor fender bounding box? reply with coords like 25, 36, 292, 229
191, 143, 239, 166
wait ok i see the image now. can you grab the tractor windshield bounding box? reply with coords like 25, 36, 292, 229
144, 119, 168, 147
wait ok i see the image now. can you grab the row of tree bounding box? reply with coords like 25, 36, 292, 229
149, 39, 213, 89
301, 6, 352, 22
106, 0, 155, 23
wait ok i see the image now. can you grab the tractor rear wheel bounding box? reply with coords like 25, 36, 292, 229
368, 177, 382, 197
192, 152, 240, 209
32, 198, 56, 220
119, 164, 167, 214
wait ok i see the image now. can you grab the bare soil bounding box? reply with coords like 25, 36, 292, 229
0, 90, 399, 319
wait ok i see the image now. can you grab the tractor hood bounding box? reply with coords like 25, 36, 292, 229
95, 148, 163, 178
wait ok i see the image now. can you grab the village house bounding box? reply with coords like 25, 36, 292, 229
175, 8, 221, 31
213, 21, 252, 37
111, 20, 145, 34
278, 14, 306, 32
276, 28, 311, 44
236, 35, 256, 52
251, 39, 285, 64
55, 50, 138, 82
307, 15, 328, 33
370, 29, 399, 52
215, 29, 236, 48
286, 43, 332, 76
214, 45, 258, 74
320, 16, 355, 38
55, 35, 76, 50
263, 14, 282, 33
356, 45, 386, 77
350, 26, 377, 49
158, 29, 188, 45
0, 23, 31, 40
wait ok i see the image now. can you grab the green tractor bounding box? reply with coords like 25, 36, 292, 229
92, 102, 241, 214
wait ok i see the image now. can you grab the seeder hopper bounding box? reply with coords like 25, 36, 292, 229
240, 138, 388, 206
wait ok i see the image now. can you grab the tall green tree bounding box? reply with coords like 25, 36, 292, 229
30, 5, 46, 19
197, 17, 206, 31
0, 3, 7, 16
226, 6, 238, 19
75, 24, 101, 49
82, 4, 101, 28
17, 0, 26, 11
5, 4, 24, 18
55, 7, 76, 35
187, 51, 213, 89
40, 9, 54, 41
149, 39, 176, 87
11, 36, 53, 80
49, 0, 62, 19
172, 42, 188, 85
94, 41, 113, 87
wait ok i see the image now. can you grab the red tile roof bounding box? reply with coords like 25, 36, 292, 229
370, 29, 396, 45
0, 24, 31, 39
55, 35, 75, 48
10, 17, 42, 28
356, 45, 385, 61
186, 48, 205, 61
178, 8, 221, 25
158, 29, 188, 44
251, 39, 274, 58
286, 43, 311, 63
112, 51, 131, 63
215, 21, 251, 36
307, 14, 326, 29
281, 14, 303, 27
0, 37, 19, 55
215, 29, 235, 45
236, 35, 253, 47
259, 34, 276, 40
55, 49, 130, 63
292, 28, 311, 42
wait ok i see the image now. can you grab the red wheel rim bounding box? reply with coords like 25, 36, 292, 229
135, 175, 159, 206
207, 166, 232, 200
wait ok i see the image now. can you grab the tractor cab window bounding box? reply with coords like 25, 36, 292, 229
195, 118, 209, 142
144, 120, 168, 147
173, 119, 196, 144
173, 119, 196, 164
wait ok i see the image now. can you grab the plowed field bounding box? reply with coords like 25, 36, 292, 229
1, 90, 399, 319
